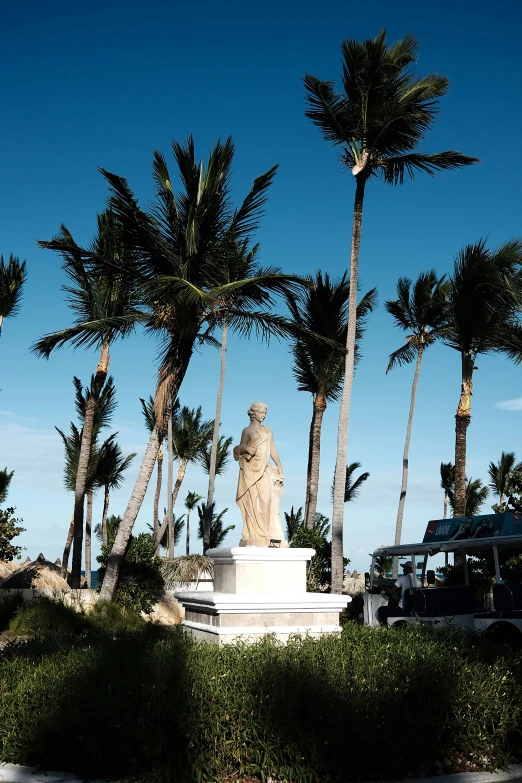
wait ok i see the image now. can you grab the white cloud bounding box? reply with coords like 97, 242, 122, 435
495, 398, 522, 411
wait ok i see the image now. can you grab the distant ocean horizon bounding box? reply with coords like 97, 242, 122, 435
80, 571, 99, 589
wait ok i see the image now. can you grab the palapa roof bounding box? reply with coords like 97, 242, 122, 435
1, 553, 70, 590
0, 559, 23, 583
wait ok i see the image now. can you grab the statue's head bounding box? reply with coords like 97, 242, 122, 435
248, 401, 267, 423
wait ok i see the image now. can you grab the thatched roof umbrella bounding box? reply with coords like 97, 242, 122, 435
0, 559, 22, 584
1, 553, 70, 590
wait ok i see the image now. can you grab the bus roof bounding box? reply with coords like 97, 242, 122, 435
372, 534, 522, 559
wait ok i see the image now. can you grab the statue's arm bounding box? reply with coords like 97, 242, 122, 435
233, 427, 257, 461
270, 437, 284, 478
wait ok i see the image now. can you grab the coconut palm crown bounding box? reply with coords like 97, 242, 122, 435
0, 254, 26, 335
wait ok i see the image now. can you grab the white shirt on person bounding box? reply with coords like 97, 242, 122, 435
395, 572, 421, 609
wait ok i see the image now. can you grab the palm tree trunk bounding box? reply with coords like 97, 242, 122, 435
443, 491, 448, 520
101, 485, 110, 546
304, 393, 327, 530
205, 320, 228, 550
454, 353, 473, 517
330, 175, 366, 593
99, 337, 196, 602
167, 410, 174, 558
60, 512, 74, 579
392, 345, 424, 579
153, 445, 163, 540
155, 459, 188, 552
186, 508, 191, 556
85, 490, 93, 588
71, 340, 110, 588
304, 410, 315, 527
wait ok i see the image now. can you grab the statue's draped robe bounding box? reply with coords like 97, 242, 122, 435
236, 425, 278, 547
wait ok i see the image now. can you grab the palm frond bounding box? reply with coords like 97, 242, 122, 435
0, 255, 26, 323
380, 152, 479, 185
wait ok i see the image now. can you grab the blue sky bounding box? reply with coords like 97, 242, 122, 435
1, 0, 522, 573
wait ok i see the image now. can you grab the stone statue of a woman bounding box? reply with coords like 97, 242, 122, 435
233, 402, 287, 547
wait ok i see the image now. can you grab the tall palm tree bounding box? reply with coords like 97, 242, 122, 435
0, 468, 14, 504
197, 503, 234, 550
98, 136, 301, 601
198, 435, 233, 477
448, 476, 489, 517
443, 239, 522, 516
95, 437, 136, 545
155, 405, 213, 555
33, 210, 140, 587
488, 452, 522, 510
386, 271, 448, 565
0, 255, 26, 336
304, 29, 478, 592
287, 271, 376, 528
440, 462, 454, 519
151, 513, 185, 556
184, 491, 202, 556
284, 506, 303, 543
140, 395, 166, 541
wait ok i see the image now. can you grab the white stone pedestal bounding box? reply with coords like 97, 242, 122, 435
175, 547, 351, 645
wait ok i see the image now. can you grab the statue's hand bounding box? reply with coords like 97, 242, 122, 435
246, 446, 257, 457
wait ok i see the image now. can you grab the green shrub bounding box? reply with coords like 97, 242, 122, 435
9, 599, 87, 638
0, 623, 521, 781
291, 527, 350, 591
88, 600, 146, 634
97, 532, 164, 613
438, 556, 493, 596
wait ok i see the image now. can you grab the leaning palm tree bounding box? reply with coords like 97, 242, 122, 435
197, 503, 234, 550
286, 271, 376, 528
99, 136, 301, 601
184, 491, 202, 556
304, 29, 478, 592
443, 239, 522, 516
386, 271, 448, 566
440, 462, 455, 519
155, 405, 213, 556
94, 437, 136, 545
140, 395, 166, 541
0, 468, 14, 504
0, 254, 26, 336
488, 452, 522, 511
33, 210, 140, 587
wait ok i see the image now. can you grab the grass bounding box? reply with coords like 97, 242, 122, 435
0, 601, 521, 782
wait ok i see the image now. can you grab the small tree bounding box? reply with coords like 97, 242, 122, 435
197, 503, 234, 549
97, 529, 164, 613
0, 469, 14, 504
0, 507, 25, 561
284, 506, 303, 543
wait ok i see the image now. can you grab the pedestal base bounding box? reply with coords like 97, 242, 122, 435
175, 547, 351, 645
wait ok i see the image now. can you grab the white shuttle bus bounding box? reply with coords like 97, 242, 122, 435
364, 511, 522, 642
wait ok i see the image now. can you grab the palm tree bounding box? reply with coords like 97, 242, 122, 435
184, 491, 202, 555
304, 30, 478, 592
197, 503, 234, 549
312, 512, 331, 538
198, 435, 232, 477
0, 255, 26, 336
386, 271, 448, 559
440, 462, 454, 519
448, 476, 489, 517
284, 506, 304, 543
33, 210, 140, 587
98, 136, 301, 601
56, 376, 117, 581
0, 468, 14, 504
95, 514, 121, 546
443, 239, 522, 516
95, 437, 136, 545
151, 513, 185, 556
331, 462, 370, 503
140, 395, 165, 542
488, 452, 522, 511
286, 271, 376, 528
155, 405, 213, 555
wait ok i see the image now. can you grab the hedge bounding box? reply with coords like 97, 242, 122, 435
0, 607, 521, 782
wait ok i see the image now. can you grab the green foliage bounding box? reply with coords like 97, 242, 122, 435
94, 513, 121, 544
502, 554, 522, 583
97, 532, 164, 613
0, 469, 14, 505
0, 507, 25, 561
284, 506, 303, 543
197, 503, 234, 549
9, 599, 88, 639
330, 461, 370, 503
0, 624, 521, 781
0, 254, 26, 325
88, 601, 146, 634
198, 434, 233, 476
290, 527, 349, 592
437, 557, 493, 595
375, 555, 393, 578
0, 594, 23, 631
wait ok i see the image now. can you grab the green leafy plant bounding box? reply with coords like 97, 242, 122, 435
290, 527, 349, 592
437, 556, 493, 596
97, 532, 164, 613
0, 507, 25, 561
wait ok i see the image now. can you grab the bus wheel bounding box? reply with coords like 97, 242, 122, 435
487, 622, 522, 648
391, 620, 408, 629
